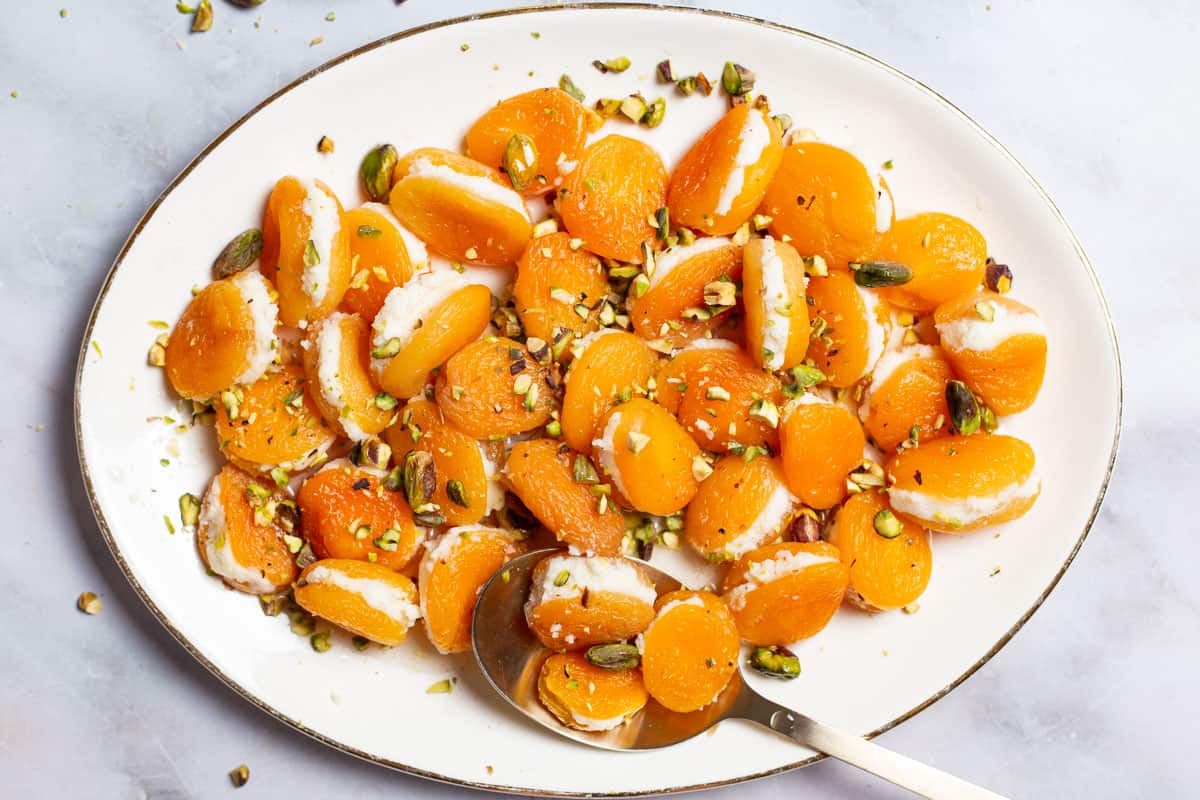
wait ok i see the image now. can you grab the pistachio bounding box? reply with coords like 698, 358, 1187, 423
229, 764, 250, 788
373, 392, 398, 411
788, 364, 826, 389
277, 500, 300, 534
374, 527, 402, 551
873, 509, 903, 539
227, 0, 265, 6
772, 112, 793, 134
703, 280, 737, 307
191, 0, 213, 33
446, 479, 470, 508
258, 593, 287, 616
147, 340, 167, 367
282, 534, 303, 554
748, 398, 780, 428
630, 273, 651, 299
350, 435, 391, 471
77, 591, 102, 615
705, 386, 731, 402
413, 510, 446, 527
317, 135, 334, 154
544, 419, 562, 437
269, 466, 289, 489
294, 541, 317, 569
178, 492, 201, 528
654, 206, 670, 241
402, 450, 436, 510
675, 76, 698, 95
352, 635, 370, 651
503, 133, 539, 191
531, 218, 559, 238
356, 224, 382, 239
695, 71, 714, 96
751, 213, 773, 231
302, 239, 320, 268
593, 97, 622, 118
558, 74, 585, 103
975, 300, 997, 321
980, 405, 999, 433
656, 59, 674, 82
289, 610, 316, 637
801, 254, 828, 277
371, 337, 402, 359
985, 261, 1013, 294
212, 228, 263, 279
946, 380, 981, 435
677, 227, 697, 246
640, 97, 666, 128
585, 642, 640, 671
426, 678, 454, 694
360, 144, 399, 203
849, 260, 913, 288
619, 94, 647, 123
749, 645, 800, 680
522, 382, 540, 411
786, 511, 822, 543
310, 632, 332, 652
572, 454, 600, 484
721, 61, 755, 96
553, 570, 571, 587
593, 55, 631, 73
626, 431, 650, 453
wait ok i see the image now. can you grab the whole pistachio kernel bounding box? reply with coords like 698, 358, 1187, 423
749, 645, 800, 680
503, 133, 539, 191
849, 260, 913, 288
402, 451, 436, 510
558, 74, 585, 103
77, 592, 103, 615
946, 380, 982, 435
445, 479, 470, 508
178, 492, 201, 528
310, 632, 332, 652
721, 61, 756, 96
873, 509, 903, 539
360, 144, 399, 203
585, 642, 641, 671
191, 0, 213, 33
229, 764, 250, 789
212, 228, 263, 279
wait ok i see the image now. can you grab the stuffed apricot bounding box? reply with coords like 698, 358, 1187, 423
538, 651, 649, 731
524, 554, 657, 650
197, 464, 299, 594
295, 559, 421, 646
640, 591, 739, 713
721, 542, 849, 644
685, 454, 796, 562
827, 491, 932, 611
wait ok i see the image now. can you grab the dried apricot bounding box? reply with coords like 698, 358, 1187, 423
213, 364, 336, 473
685, 453, 795, 561
593, 398, 702, 515
538, 651, 649, 731
806, 270, 889, 387
465, 87, 592, 196
778, 395, 866, 509
934, 292, 1047, 414
886, 434, 1040, 532
524, 554, 657, 650
390, 147, 532, 266
434, 336, 554, 437
503, 439, 625, 556
513, 232, 609, 344
296, 459, 425, 571
668, 104, 784, 235
419, 526, 525, 653
339, 203, 428, 320
558, 134, 666, 264
759, 142, 877, 269
860, 345, 954, 451
742, 237, 810, 371
197, 464, 299, 594
295, 558, 421, 646
720, 542, 848, 644
560, 331, 659, 454
165, 270, 278, 400
370, 270, 492, 399
260, 176, 352, 326
629, 237, 743, 348
875, 213, 987, 312
640, 591, 739, 713
827, 491, 931, 611
302, 312, 393, 441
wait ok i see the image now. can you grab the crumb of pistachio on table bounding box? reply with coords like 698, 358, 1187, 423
77, 592, 102, 615
229, 764, 249, 788
325, 11, 335, 22
310, 36, 324, 47
990, 565, 1002, 577
460, 43, 470, 52
485, 765, 494, 775
59, 8, 68, 18
9, 90, 16, 99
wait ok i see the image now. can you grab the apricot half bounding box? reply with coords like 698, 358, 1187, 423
685, 454, 796, 562
875, 213, 987, 312
640, 591, 739, 713
434, 336, 554, 438
295, 558, 421, 646
513, 232, 609, 345
592, 398, 702, 516
778, 395, 866, 509
339, 203, 427, 320
538, 652, 649, 731
524, 554, 657, 650
827, 490, 931, 611
560, 331, 660, 454
860, 345, 954, 452
629, 237, 743, 348
805, 270, 889, 387
302, 311, 393, 441
720, 542, 849, 644
742, 237, 810, 371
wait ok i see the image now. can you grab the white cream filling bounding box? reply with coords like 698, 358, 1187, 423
407, 157, 530, 220
859, 344, 940, 421
718, 479, 798, 559
755, 237, 796, 371
857, 285, 887, 380
305, 565, 421, 627
230, 270, 279, 386
647, 236, 733, 292
564, 708, 630, 732
889, 473, 1041, 528
314, 313, 368, 441
479, 443, 506, 514
370, 270, 476, 375
682, 338, 739, 352
715, 109, 772, 216
299, 178, 342, 306
725, 548, 840, 611
525, 555, 657, 614
656, 595, 705, 617
592, 411, 633, 501
200, 474, 275, 594
936, 303, 1046, 353
567, 328, 619, 362
360, 201, 429, 272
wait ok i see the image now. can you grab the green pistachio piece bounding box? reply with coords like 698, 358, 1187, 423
212, 228, 263, 279
946, 380, 982, 435
721, 61, 756, 96
503, 133, 539, 191
558, 74, 585, 103
360, 144, 398, 203
749, 645, 800, 679
849, 260, 913, 288
585, 642, 641, 671
191, 0, 213, 33
873, 509, 903, 539
445, 479, 470, 508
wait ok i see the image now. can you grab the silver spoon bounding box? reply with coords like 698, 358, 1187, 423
472, 548, 1006, 800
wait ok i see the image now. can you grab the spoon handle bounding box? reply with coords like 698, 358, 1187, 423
743, 698, 1007, 799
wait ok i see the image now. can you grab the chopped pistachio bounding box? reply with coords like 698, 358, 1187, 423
548, 286, 575, 306
164, 514, 176, 535
371, 337, 402, 359
360, 144, 399, 203
317, 135, 335, 154
801, 254, 828, 277
594, 97, 622, 117
568, 237, 585, 251
641, 97, 666, 128
748, 398, 781, 428
178, 492, 201, 528
703, 280, 737, 307
402, 450, 436, 510
676, 227, 697, 247
721, 61, 755, 96
619, 94, 647, 122
147, 342, 167, 367
502, 133, 539, 191
531, 218, 559, 238
873, 509, 903, 539
731, 222, 752, 246
593, 55, 631, 73
229, 764, 249, 788
374, 527, 402, 551
749, 645, 800, 679
427, 678, 455, 694
352, 635, 370, 651
751, 213, 773, 231
310, 631, 332, 652
985, 262, 1014, 294
512, 373, 533, 396
191, 0, 213, 33
282, 534, 303, 554
656, 59, 674, 82
675, 75, 698, 95
789, 364, 826, 389
705, 386, 731, 402
772, 112, 793, 134
558, 74, 586, 103
572, 454, 600, 484
446, 479, 470, 508
77, 592, 102, 615
980, 405, 999, 433
626, 431, 651, 453
302, 239, 320, 268
975, 300, 997, 321
522, 382, 540, 411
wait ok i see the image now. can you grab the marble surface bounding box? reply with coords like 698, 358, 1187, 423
1, 1, 1195, 797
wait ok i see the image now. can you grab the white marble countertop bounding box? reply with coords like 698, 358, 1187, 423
1, 1, 1195, 797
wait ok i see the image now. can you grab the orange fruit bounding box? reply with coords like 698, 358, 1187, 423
558, 134, 666, 264
759, 142, 877, 269
668, 104, 784, 235
301, 312, 394, 441
685, 454, 796, 561
778, 395, 866, 509
934, 292, 1047, 415
513, 232, 610, 345
524, 554, 657, 650
295, 558, 420, 646
560, 331, 660, 454
827, 491, 931, 611
389, 147, 532, 266
434, 336, 555, 438
886, 434, 1040, 532
260, 176, 352, 326
592, 398, 702, 515
370, 270, 493, 399
742, 236, 810, 371
419, 526, 525, 653
806, 270, 889, 387
164, 270, 278, 400
720, 542, 849, 644
629, 237, 743, 348
196, 464, 299, 594
640, 591, 739, 713
296, 459, 426, 571
338, 203, 428, 320
860, 345, 954, 451
538, 652, 649, 731
465, 87, 593, 196
503, 439, 625, 556
874, 213, 987, 312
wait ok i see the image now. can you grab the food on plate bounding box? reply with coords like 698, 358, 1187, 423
513, 232, 610, 345
338, 203, 427, 319
524, 554, 657, 650
859, 344, 954, 451
537, 651, 649, 731
559, 331, 660, 453
640, 590, 739, 712
628, 236, 743, 347
720, 542, 849, 644
685, 453, 796, 561
294, 558, 421, 645
826, 491, 932, 611
741, 236, 810, 371
301, 311, 394, 441
874, 213, 988, 312
592, 398, 702, 516
434, 336, 556, 437
778, 394, 866, 509
805, 269, 889, 387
